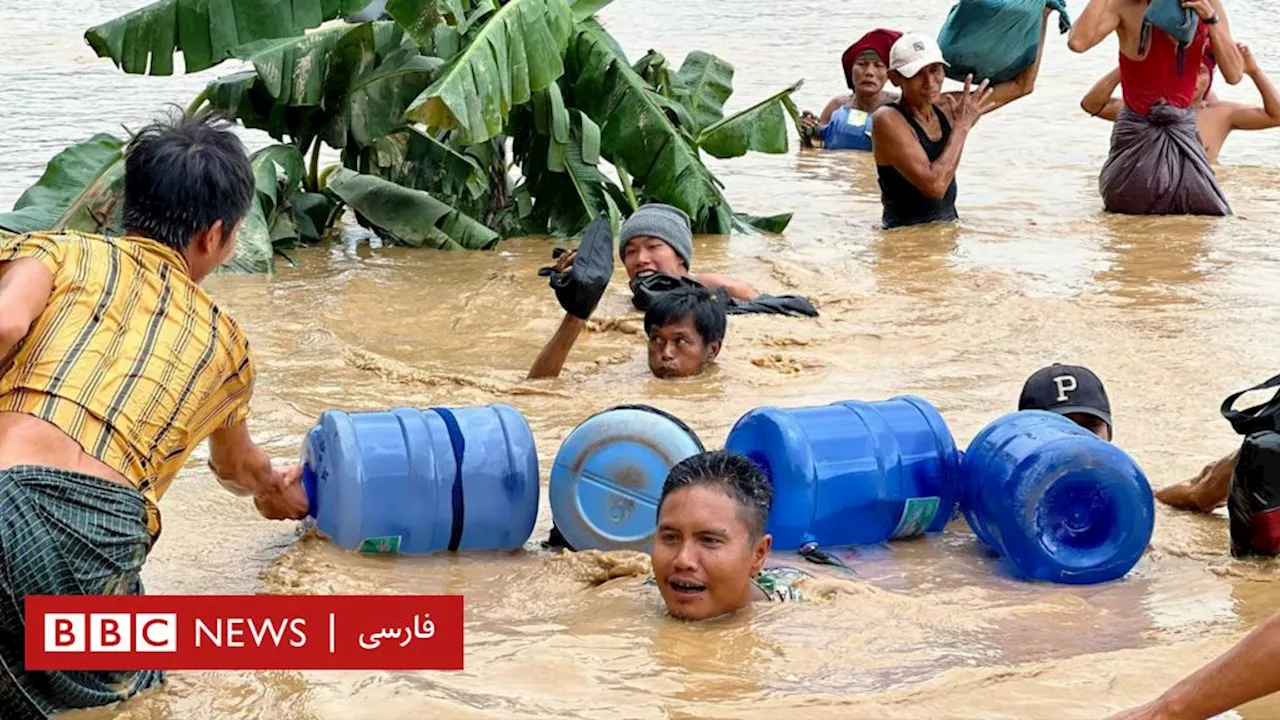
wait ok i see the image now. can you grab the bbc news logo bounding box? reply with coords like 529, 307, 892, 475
45, 613, 177, 653
26, 595, 463, 671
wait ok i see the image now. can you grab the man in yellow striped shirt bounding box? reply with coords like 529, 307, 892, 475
0, 112, 308, 718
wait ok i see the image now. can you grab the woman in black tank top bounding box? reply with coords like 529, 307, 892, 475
876, 101, 960, 228
870, 29, 1051, 229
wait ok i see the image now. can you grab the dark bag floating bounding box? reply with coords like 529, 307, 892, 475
1099, 103, 1231, 216
539, 215, 615, 320
1224, 374, 1280, 558
937, 0, 1071, 85
630, 272, 819, 318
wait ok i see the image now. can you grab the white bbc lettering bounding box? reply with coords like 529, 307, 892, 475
134, 614, 177, 652
194, 617, 308, 648
45, 614, 85, 653
90, 614, 132, 652
1053, 375, 1078, 402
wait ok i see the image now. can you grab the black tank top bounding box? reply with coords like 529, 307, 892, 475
876, 102, 959, 229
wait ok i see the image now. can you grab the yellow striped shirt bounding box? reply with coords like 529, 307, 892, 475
0, 231, 255, 537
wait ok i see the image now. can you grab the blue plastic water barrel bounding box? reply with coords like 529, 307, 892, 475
723, 396, 961, 550
300, 404, 539, 554
549, 405, 705, 552
959, 410, 1154, 585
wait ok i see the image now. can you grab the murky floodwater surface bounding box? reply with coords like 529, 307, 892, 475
5, 0, 1280, 718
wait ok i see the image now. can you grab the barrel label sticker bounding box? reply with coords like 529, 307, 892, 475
359, 535, 403, 554
890, 497, 941, 540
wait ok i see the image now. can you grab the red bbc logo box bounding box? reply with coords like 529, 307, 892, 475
25, 595, 464, 671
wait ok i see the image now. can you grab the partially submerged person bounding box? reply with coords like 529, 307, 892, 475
800, 29, 903, 151
0, 112, 308, 718
872, 21, 1050, 229
650, 451, 806, 620
1067, 0, 1244, 215
618, 203, 758, 302
527, 282, 728, 381
1081, 43, 1280, 164
1018, 363, 1114, 441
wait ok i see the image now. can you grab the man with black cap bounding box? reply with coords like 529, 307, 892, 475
1018, 363, 1114, 441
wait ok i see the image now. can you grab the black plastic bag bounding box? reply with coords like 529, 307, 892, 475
631, 272, 819, 318
539, 215, 615, 320
1223, 374, 1280, 557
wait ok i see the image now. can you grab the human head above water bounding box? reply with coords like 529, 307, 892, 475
652, 450, 774, 621
1018, 363, 1114, 441
643, 285, 726, 379
1197, 50, 1216, 102
123, 109, 255, 282
842, 28, 902, 96
887, 33, 950, 105
619, 203, 694, 280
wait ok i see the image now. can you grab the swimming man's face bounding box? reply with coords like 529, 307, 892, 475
1196, 64, 1212, 101
652, 485, 770, 621
623, 236, 685, 280
1066, 413, 1112, 442
647, 317, 720, 379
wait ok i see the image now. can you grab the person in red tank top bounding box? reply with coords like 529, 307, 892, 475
1066, 0, 1244, 216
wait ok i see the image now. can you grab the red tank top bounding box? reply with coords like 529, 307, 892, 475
1119, 20, 1209, 116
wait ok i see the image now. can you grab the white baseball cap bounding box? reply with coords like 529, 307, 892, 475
889, 33, 950, 79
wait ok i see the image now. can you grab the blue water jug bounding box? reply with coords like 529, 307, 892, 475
723, 396, 961, 551
300, 404, 539, 554
959, 410, 1154, 584
550, 405, 705, 552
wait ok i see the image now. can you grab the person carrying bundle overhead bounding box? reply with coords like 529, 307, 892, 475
1067, 0, 1245, 216
799, 29, 903, 151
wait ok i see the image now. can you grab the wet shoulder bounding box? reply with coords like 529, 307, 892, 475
753, 566, 809, 602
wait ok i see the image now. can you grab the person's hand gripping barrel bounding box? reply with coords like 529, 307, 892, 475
538, 215, 615, 321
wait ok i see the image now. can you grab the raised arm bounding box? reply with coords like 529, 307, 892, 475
0, 258, 53, 361
527, 314, 587, 380
1067, 0, 1120, 53
1106, 611, 1280, 719
980, 7, 1053, 112
1228, 44, 1280, 130
1199, 0, 1243, 84
693, 273, 759, 301
1081, 67, 1125, 119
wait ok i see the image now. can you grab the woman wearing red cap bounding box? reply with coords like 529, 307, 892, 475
799, 29, 903, 151
1081, 42, 1280, 164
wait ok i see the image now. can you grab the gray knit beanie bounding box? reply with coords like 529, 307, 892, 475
618, 203, 693, 269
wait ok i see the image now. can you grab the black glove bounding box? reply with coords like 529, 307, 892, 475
538, 215, 615, 320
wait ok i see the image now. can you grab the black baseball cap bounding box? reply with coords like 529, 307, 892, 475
1018, 364, 1112, 430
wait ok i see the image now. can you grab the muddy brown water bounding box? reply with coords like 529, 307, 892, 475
6, 0, 1280, 718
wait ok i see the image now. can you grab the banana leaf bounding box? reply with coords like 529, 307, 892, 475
403, 0, 575, 144
324, 167, 499, 249
733, 211, 792, 234
221, 144, 309, 273
85, 0, 371, 76
568, 0, 617, 23
0, 134, 126, 234
360, 126, 490, 218
566, 20, 732, 233
672, 51, 734, 133
697, 80, 803, 159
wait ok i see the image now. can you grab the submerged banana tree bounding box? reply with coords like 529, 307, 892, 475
0, 0, 802, 273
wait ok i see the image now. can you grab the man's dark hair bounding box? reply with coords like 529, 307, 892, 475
643, 286, 727, 344
657, 451, 773, 539
123, 109, 254, 252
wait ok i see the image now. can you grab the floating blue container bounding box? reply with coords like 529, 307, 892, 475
550, 405, 705, 552
724, 396, 962, 551
300, 404, 539, 554
959, 410, 1155, 585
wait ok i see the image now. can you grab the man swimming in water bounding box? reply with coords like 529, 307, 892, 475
1018, 364, 1114, 441
799, 29, 903, 151
527, 284, 727, 381
650, 451, 806, 621
872, 17, 1050, 229
1081, 43, 1280, 164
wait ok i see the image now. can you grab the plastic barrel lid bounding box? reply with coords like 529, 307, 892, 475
550, 405, 704, 552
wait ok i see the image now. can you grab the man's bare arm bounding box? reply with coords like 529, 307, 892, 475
0, 259, 53, 359
1068, 0, 1121, 53
527, 314, 587, 380
871, 108, 970, 201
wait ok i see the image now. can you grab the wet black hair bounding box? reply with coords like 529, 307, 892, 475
122, 108, 255, 252
642, 285, 727, 345
657, 451, 773, 540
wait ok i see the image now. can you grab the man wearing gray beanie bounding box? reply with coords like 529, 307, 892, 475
617, 203, 759, 301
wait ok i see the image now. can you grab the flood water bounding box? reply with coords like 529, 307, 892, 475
6, 0, 1280, 718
